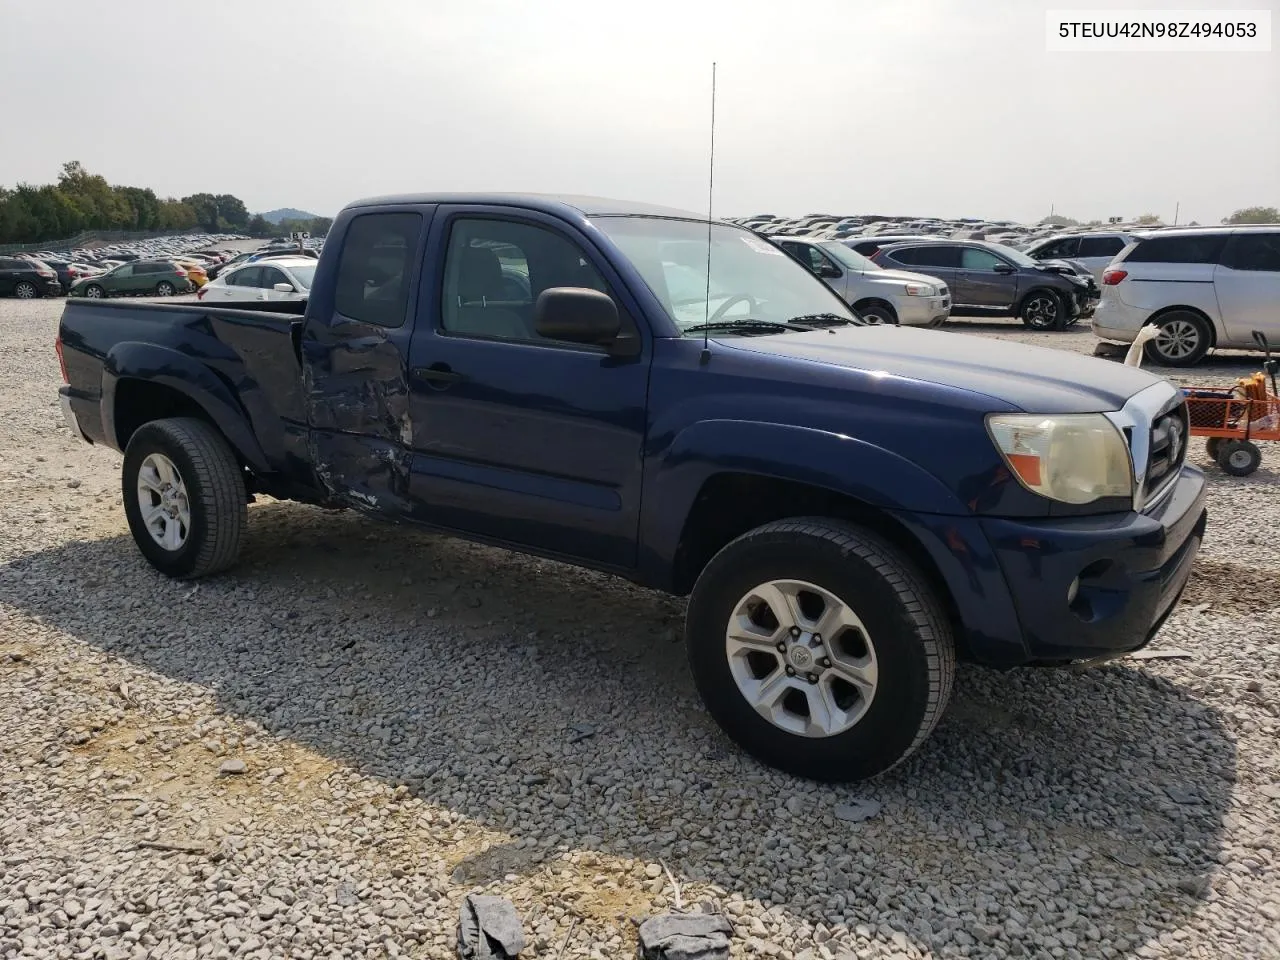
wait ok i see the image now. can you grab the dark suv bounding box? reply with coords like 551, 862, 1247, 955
874, 239, 1098, 330
0, 257, 63, 299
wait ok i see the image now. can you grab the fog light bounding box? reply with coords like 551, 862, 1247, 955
1067, 577, 1080, 606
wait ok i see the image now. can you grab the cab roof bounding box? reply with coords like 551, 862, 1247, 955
343, 193, 707, 221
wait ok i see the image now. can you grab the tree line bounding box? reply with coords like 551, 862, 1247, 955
1043, 206, 1277, 228
0, 162, 331, 244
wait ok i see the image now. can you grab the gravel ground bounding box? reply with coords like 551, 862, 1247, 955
1, 298, 1277, 960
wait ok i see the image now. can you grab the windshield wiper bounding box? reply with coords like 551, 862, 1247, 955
788, 312, 866, 327
683, 318, 812, 335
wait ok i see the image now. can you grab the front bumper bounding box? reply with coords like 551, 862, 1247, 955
893, 292, 951, 327
981, 465, 1207, 662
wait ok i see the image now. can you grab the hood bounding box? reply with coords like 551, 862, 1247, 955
862, 267, 946, 287
1035, 259, 1089, 279
719, 325, 1161, 413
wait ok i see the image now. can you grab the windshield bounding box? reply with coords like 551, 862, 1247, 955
289, 264, 316, 288
591, 217, 855, 333
818, 241, 880, 271
987, 242, 1037, 267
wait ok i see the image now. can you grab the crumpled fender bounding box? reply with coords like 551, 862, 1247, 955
102, 341, 270, 472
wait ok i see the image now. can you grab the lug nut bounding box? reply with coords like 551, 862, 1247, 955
776, 642, 787, 653
807, 673, 819, 684
819, 658, 831, 668
790, 627, 801, 638
785, 666, 796, 676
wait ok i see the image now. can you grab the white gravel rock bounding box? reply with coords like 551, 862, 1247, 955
0, 296, 1277, 959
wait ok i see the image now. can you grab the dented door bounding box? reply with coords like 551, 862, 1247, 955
299, 206, 434, 513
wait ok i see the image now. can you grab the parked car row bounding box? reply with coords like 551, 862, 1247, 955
771, 235, 1099, 330
0, 232, 251, 299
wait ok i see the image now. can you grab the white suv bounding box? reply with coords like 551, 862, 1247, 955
1092, 226, 1280, 366
772, 236, 951, 326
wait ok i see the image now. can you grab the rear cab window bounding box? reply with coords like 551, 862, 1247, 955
333, 212, 423, 327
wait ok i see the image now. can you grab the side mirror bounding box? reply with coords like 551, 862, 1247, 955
534, 287, 620, 346
273, 282, 295, 293
818, 264, 843, 279
992, 262, 1016, 274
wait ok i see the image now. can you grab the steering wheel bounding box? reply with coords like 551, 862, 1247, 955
707, 294, 758, 324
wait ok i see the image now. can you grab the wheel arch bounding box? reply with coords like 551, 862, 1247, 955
103, 343, 270, 472
669, 472, 962, 636
1147, 304, 1218, 348
852, 297, 898, 322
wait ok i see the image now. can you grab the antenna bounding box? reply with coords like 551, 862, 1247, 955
700, 62, 717, 365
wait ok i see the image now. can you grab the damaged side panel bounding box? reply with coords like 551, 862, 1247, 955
298, 204, 433, 517
302, 327, 416, 516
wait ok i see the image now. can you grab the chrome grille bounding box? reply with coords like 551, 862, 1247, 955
1144, 401, 1188, 502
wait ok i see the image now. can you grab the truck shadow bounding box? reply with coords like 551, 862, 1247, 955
1, 501, 1236, 955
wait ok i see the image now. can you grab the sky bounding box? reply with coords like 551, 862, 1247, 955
1, 0, 1275, 225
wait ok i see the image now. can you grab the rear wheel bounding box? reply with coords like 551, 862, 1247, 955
155, 281, 176, 297
1144, 311, 1212, 367
84, 284, 105, 299
1019, 290, 1065, 330
1218, 439, 1261, 477
685, 518, 955, 782
1204, 438, 1223, 460
121, 418, 246, 578
14, 281, 37, 300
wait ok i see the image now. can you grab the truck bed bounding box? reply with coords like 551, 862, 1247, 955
59, 298, 314, 486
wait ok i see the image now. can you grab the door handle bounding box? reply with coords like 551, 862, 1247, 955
412, 364, 466, 388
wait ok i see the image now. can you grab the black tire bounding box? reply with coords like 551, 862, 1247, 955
13, 280, 38, 300
84, 284, 106, 299
155, 281, 176, 297
1019, 290, 1065, 330
1204, 437, 1223, 460
685, 518, 955, 782
121, 417, 246, 579
1143, 311, 1212, 367
1217, 439, 1261, 477
855, 301, 898, 325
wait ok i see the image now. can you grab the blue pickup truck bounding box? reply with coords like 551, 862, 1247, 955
57, 194, 1207, 781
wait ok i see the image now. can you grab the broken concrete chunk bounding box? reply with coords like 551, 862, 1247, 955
638, 912, 733, 960
833, 798, 882, 822
457, 894, 525, 959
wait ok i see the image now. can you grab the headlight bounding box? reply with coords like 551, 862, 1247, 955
987, 413, 1132, 504
903, 283, 934, 296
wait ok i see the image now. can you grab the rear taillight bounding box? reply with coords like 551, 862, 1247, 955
1102, 269, 1128, 285
173, 267, 187, 276
196, 286, 206, 300
55, 335, 69, 384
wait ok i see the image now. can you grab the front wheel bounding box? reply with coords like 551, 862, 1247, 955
121, 418, 246, 578
855, 302, 897, 325
685, 518, 955, 782
1019, 290, 1065, 330
84, 284, 105, 299
13, 280, 38, 299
